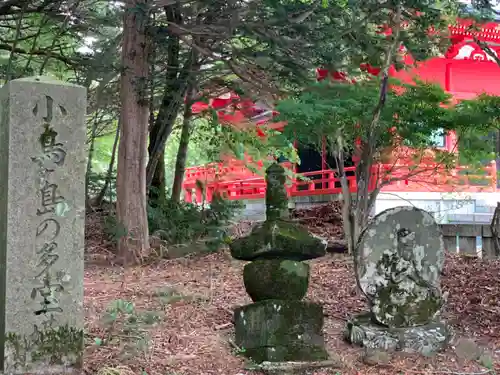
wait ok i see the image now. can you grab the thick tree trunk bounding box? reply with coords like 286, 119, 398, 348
116, 0, 150, 265
171, 90, 195, 203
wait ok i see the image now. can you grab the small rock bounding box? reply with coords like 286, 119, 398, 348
362, 349, 392, 366
455, 338, 483, 361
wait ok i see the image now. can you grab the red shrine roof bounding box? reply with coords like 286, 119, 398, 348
192, 19, 500, 127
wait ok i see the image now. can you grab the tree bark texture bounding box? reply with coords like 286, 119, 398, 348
85, 112, 99, 206
116, 0, 151, 265
95, 120, 121, 206
146, 3, 192, 191
149, 150, 166, 203
171, 88, 195, 203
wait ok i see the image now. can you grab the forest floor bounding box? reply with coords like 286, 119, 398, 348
84, 211, 500, 375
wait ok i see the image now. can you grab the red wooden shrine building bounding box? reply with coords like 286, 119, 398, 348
182, 19, 500, 207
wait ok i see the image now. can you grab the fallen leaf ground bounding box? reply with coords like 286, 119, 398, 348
84, 211, 500, 375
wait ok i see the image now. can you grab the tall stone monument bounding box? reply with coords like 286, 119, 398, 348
230, 163, 328, 363
345, 206, 452, 355
0, 77, 86, 373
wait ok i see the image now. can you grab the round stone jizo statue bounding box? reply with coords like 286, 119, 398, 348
356, 206, 446, 328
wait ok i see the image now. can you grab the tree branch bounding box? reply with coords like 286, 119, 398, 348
0, 43, 83, 67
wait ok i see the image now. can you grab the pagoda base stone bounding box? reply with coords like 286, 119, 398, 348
234, 300, 328, 363
345, 313, 453, 355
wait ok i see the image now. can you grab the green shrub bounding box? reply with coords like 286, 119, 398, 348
148, 192, 243, 250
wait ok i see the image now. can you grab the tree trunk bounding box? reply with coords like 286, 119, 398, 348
85, 111, 99, 206
496, 129, 500, 189
95, 120, 120, 206
116, 0, 150, 265
146, 4, 192, 191
149, 150, 166, 204
490, 202, 500, 257
171, 89, 195, 203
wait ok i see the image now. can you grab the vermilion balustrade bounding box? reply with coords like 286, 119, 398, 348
182, 161, 498, 204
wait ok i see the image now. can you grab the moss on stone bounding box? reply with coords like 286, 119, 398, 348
234, 300, 326, 362
265, 163, 289, 221
229, 219, 327, 261
345, 312, 452, 355
243, 259, 310, 301
5, 324, 83, 371
244, 344, 329, 363
369, 252, 444, 328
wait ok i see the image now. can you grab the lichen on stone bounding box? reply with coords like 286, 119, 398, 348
347, 206, 451, 356
4, 323, 83, 372
265, 163, 289, 221
232, 163, 328, 363
234, 300, 328, 363
243, 259, 310, 301
229, 219, 327, 261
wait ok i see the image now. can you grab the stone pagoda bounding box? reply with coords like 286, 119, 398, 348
345, 206, 452, 355
230, 163, 328, 363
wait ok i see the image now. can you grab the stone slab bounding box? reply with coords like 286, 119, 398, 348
234, 300, 328, 363
229, 219, 327, 261
345, 312, 452, 355
0, 77, 86, 373
356, 206, 445, 296
355, 206, 447, 328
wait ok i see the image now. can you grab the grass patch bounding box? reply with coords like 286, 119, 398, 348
94, 299, 163, 360
152, 286, 209, 306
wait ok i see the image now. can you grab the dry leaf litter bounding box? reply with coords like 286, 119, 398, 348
84, 204, 500, 375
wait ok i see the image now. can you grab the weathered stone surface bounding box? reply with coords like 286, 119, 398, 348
356, 206, 446, 328
0, 77, 86, 373
345, 313, 452, 355
243, 259, 310, 301
229, 219, 327, 261
362, 348, 392, 366
454, 338, 483, 361
234, 300, 328, 363
232, 164, 328, 363
265, 163, 289, 221
346, 206, 451, 356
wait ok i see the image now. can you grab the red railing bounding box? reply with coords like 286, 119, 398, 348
182, 162, 498, 204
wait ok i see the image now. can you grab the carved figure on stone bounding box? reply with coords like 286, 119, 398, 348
368, 227, 445, 327
346, 206, 452, 356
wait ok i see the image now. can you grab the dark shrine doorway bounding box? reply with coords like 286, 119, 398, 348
324, 145, 355, 190
296, 142, 323, 190
295, 140, 355, 191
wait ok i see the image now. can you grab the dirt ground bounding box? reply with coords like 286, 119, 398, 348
84, 245, 500, 375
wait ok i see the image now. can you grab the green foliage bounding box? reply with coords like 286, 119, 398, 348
104, 214, 128, 244
5, 325, 83, 367
147, 193, 243, 249
152, 287, 208, 306
204, 114, 299, 173
275, 79, 457, 167
163, 117, 223, 191
87, 170, 117, 201
448, 95, 500, 168
96, 299, 163, 359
